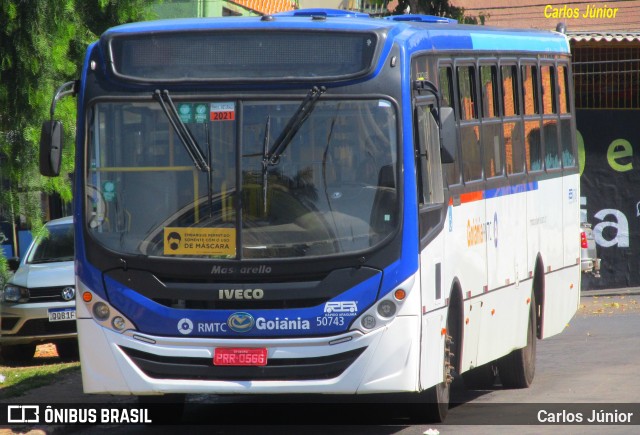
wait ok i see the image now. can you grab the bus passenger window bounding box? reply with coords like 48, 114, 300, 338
457, 66, 477, 120
557, 65, 576, 168
502, 65, 524, 175
522, 65, 539, 115
481, 65, 503, 178
439, 66, 454, 108
541, 65, 560, 170
525, 120, 542, 172
501, 65, 519, 116
541, 65, 556, 114
461, 124, 482, 181
504, 122, 525, 175
557, 65, 571, 114
456, 65, 482, 182
480, 65, 498, 118
522, 64, 542, 172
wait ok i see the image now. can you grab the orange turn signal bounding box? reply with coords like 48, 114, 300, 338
82, 291, 93, 303
394, 289, 406, 301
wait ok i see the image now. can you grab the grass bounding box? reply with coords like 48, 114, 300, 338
0, 347, 80, 399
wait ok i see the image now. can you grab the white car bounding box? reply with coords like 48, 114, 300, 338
0, 216, 77, 363
581, 222, 601, 278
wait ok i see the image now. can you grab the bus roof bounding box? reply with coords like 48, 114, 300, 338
103, 10, 570, 55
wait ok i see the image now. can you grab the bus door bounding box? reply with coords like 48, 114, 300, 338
415, 102, 447, 388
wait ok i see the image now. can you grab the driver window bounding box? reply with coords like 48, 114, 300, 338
416, 105, 444, 206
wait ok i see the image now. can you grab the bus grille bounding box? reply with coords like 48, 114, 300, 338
120, 346, 366, 381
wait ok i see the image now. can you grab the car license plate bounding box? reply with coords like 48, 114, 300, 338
214, 348, 268, 366
48, 307, 76, 322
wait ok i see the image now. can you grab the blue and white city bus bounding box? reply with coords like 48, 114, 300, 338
41, 9, 580, 421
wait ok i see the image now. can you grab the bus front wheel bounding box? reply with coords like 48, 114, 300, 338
411, 327, 453, 423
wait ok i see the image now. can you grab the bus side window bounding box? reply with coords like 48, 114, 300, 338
522, 64, 543, 172
481, 64, 503, 178
415, 104, 445, 239
416, 105, 444, 206
439, 64, 460, 186
541, 64, 560, 170
557, 64, 576, 168
457, 65, 482, 182
502, 64, 525, 175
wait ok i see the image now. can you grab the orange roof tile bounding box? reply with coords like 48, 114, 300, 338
230, 0, 297, 16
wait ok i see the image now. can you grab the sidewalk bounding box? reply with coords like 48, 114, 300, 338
581, 286, 640, 297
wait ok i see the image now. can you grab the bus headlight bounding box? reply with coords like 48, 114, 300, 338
351, 274, 416, 334
112, 316, 126, 331
377, 300, 397, 318
93, 302, 110, 321
361, 315, 376, 329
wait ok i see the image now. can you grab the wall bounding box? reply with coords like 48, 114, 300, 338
578, 110, 640, 289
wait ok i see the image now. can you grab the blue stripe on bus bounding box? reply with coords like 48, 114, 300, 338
485, 181, 539, 199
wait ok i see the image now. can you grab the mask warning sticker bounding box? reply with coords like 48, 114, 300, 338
164, 227, 236, 257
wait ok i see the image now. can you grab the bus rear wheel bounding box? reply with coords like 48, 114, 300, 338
498, 293, 537, 388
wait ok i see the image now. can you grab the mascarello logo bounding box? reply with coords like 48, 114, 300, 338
227, 312, 255, 333
177, 318, 194, 335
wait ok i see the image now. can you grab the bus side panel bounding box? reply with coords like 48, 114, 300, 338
563, 173, 581, 274
474, 280, 531, 368
540, 266, 580, 338
418, 230, 447, 390
485, 186, 528, 300
446, 190, 486, 371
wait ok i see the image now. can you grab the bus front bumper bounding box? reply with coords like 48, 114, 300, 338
78, 315, 421, 396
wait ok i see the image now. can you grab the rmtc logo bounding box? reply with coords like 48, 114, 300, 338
218, 289, 264, 300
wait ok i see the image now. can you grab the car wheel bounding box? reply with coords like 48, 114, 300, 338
1, 344, 36, 364
56, 341, 80, 361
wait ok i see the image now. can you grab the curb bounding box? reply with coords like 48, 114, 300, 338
581, 287, 640, 297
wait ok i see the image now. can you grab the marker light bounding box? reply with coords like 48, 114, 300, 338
93, 302, 110, 321
394, 289, 406, 301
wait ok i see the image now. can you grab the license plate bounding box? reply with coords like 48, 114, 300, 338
214, 348, 268, 366
48, 307, 76, 322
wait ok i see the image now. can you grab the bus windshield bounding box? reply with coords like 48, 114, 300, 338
86, 98, 398, 259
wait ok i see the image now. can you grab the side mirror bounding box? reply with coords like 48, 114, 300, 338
439, 107, 456, 164
7, 257, 20, 272
40, 120, 63, 177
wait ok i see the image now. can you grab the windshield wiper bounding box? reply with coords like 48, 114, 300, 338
153, 89, 210, 172
261, 115, 271, 214
264, 86, 326, 167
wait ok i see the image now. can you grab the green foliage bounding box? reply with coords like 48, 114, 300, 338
0, 0, 157, 275
392, 0, 486, 24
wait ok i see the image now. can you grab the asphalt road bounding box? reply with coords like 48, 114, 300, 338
2, 294, 640, 434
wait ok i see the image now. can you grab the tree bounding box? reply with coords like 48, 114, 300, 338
0, 0, 156, 282
393, 0, 486, 24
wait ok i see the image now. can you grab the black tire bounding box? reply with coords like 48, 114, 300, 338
56, 340, 80, 361
498, 293, 537, 388
1, 343, 36, 364
462, 362, 498, 390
